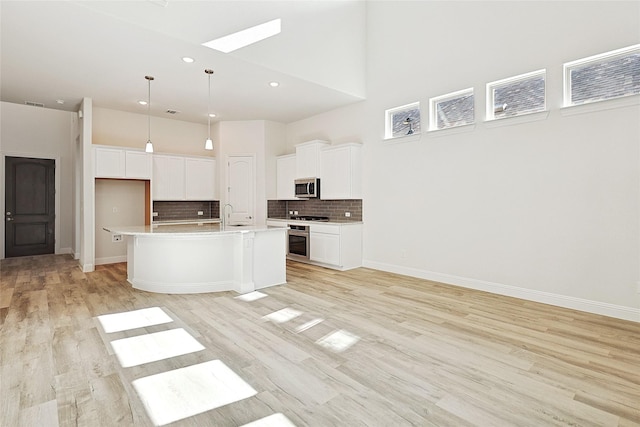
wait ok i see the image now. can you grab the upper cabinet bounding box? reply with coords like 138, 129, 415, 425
320, 143, 362, 200
94, 146, 151, 179
295, 140, 329, 178
276, 154, 297, 200
152, 155, 185, 200
125, 151, 153, 179
153, 154, 216, 201
185, 158, 216, 200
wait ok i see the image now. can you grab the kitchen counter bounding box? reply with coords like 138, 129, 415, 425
107, 222, 279, 235
151, 218, 221, 226
103, 223, 286, 294
266, 218, 363, 226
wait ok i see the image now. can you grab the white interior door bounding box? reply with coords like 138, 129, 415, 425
227, 155, 254, 225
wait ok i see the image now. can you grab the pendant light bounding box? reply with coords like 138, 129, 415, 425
204, 69, 214, 150
145, 75, 155, 153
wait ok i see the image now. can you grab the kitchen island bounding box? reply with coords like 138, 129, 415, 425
103, 223, 286, 294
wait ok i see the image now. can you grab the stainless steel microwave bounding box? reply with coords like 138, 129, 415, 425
294, 177, 320, 198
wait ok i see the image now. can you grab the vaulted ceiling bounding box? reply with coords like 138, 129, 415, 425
0, 1, 366, 124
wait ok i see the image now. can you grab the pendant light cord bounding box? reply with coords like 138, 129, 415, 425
204, 69, 214, 150
147, 77, 151, 142
207, 72, 211, 139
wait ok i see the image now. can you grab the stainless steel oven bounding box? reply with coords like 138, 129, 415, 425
287, 225, 310, 260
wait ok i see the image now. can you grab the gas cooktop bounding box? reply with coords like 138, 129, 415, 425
289, 215, 329, 221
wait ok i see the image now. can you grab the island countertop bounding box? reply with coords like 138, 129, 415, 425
104, 223, 282, 236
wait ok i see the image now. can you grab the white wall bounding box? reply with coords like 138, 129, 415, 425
95, 179, 145, 264
285, 1, 640, 320
217, 120, 275, 224
265, 121, 287, 200
93, 107, 212, 157
0, 101, 76, 258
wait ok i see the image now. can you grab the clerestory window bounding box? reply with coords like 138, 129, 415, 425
429, 88, 474, 131
564, 44, 640, 107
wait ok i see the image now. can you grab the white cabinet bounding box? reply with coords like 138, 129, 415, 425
276, 154, 297, 200
309, 223, 362, 270
185, 158, 216, 200
125, 151, 152, 179
320, 143, 362, 200
153, 155, 216, 201
310, 225, 341, 266
295, 140, 329, 178
152, 155, 185, 200
95, 147, 124, 178
94, 146, 151, 179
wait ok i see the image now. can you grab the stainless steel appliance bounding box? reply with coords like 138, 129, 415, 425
287, 224, 310, 260
289, 215, 329, 222
287, 215, 330, 260
294, 177, 320, 198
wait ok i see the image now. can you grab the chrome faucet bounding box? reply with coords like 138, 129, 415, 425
221, 204, 233, 229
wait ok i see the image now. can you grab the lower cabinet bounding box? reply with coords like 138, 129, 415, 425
310, 229, 341, 266
310, 223, 362, 270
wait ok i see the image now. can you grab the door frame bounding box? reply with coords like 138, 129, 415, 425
1, 152, 61, 259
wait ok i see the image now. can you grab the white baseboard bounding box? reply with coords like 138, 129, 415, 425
57, 247, 73, 255
363, 260, 640, 323
95, 255, 127, 266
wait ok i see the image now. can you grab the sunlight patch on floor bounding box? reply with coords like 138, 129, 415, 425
235, 291, 269, 302
110, 328, 205, 368
132, 360, 257, 426
316, 329, 360, 353
241, 413, 297, 427
262, 308, 302, 324
97, 307, 173, 333
294, 318, 324, 333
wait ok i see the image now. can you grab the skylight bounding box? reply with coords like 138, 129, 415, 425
202, 19, 281, 53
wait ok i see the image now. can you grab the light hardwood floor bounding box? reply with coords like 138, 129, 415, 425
1, 254, 639, 426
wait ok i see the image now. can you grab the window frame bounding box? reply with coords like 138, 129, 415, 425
486, 69, 546, 121
384, 102, 421, 140
429, 88, 475, 131
563, 44, 640, 107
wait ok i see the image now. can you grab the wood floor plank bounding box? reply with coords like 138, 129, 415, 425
1, 254, 639, 426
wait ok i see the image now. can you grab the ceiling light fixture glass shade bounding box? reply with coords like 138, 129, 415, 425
205, 69, 214, 151
145, 75, 155, 153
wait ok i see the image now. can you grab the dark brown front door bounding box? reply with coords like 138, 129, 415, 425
5, 156, 55, 257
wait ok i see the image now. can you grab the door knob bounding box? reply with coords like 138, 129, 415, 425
6, 218, 13, 221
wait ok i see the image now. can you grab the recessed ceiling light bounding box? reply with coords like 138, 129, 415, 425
138, 100, 148, 106
182, 57, 195, 63
208, 113, 217, 118
56, 99, 65, 105
269, 81, 280, 87
202, 18, 281, 53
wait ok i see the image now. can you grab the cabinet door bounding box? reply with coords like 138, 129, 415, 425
320, 146, 351, 199
320, 144, 362, 200
295, 141, 328, 178
310, 232, 341, 266
95, 147, 125, 178
125, 151, 152, 179
276, 155, 296, 200
185, 158, 216, 200
153, 156, 185, 200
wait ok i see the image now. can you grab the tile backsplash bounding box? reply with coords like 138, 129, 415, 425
268, 199, 362, 222
153, 201, 219, 221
